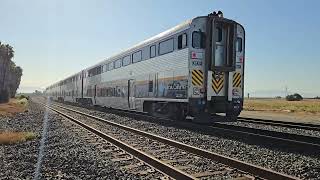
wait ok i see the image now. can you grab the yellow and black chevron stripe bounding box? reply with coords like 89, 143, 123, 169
191, 69, 203, 86
233, 72, 242, 88
212, 72, 224, 94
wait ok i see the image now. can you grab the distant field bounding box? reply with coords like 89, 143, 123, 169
0, 98, 28, 116
244, 98, 320, 114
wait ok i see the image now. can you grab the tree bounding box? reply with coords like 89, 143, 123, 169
0, 42, 22, 103
0, 43, 14, 89
286, 93, 303, 101
8, 62, 23, 98
0, 42, 11, 103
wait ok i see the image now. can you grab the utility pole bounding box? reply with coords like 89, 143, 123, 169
285, 86, 288, 97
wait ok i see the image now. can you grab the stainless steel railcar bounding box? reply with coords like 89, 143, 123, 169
45, 11, 245, 121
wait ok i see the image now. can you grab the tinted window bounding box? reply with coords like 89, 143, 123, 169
108, 62, 114, 71
102, 64, 107, 72
178, 33, 187, 49
148, 80, 153, 92
97, 66, 101, 74
122, 55, 131, 66
236, 37, 243, 52
88, 66, 101, 77
215, 27, 222, 42
159, 38, 174, 55
114, 59, 122, 69
132, 51, 142, 63
150, 45, 156, 58
142, 48, 149, 61
192, 31, 205, 49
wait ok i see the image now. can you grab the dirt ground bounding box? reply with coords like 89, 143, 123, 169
242, 98, 320, 124
0, 98, 28, 117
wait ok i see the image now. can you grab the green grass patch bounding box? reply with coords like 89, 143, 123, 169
18, 98, 28, 107
16, 94, 29, 100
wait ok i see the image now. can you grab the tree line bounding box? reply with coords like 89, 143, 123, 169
0, 42, 23, 103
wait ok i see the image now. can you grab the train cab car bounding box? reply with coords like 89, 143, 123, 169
45, 11, 245, 122
187, 12, 245, 121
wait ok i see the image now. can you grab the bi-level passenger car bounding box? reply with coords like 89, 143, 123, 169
45, 11, 245, 121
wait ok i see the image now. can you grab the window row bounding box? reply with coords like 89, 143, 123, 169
87, 33, 188, 77
86, 87, 126, 97
51, 90, 80, 97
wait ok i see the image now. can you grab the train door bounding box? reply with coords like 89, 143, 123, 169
206, 19, 236, 102
81, 71, 84, 98
234, 24, 245, 102
128, 79, 135, 109
94, 85, 97, 104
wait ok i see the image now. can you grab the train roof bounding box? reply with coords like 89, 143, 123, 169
84, 18, 193, 71
46, 15, 221, 88
45, 12, 244, 89
110, 19, 192, 58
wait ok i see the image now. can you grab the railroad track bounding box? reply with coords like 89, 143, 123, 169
43, 103, 190, 179
238, 117, 320, 131
56, 99, 320, 155
38, 100, 298, 180
211, 122, 320, 155
60, 118, 168, 179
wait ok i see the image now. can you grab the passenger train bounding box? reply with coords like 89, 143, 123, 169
45, 11, 245, 121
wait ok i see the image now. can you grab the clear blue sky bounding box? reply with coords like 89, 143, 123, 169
1, 0, 319, 97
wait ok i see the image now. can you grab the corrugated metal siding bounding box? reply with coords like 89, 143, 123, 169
100, 48, 189, 82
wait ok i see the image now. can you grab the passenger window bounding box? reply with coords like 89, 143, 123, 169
148, 81, 153, 92
192, 31, 205, 49
122, 55, 131, 66
215, 27, 222, 42
132, 51, 142, 63
159, 38, 174, 55
97, 66, 102, 74
236, 37, 243, 52
108, 62, 114, 71
88, 67, 98, 77
150, 45, 156, 58
103, 64, 107, 72
178, 33, 187, 49
114, 59, 122, 69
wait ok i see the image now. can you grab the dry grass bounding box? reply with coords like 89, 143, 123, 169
0, 98, 28, 117
244, 98, 320, 114
0, 131, 36, 145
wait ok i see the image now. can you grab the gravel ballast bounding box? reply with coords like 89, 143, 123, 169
0, 102, 43, 179
221, 121, 320, 138
0, 101, 144, 179
55, 106, 250, 179
55, 102, 320, 179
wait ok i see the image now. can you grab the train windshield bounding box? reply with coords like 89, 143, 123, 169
192, 31, 205, 49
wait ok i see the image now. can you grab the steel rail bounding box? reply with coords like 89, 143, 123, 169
57, 102, 320, 154
49, 103, 299, 180
212, 123, 320, 147
238, 117, 320, 131
43, 104, 195, 180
